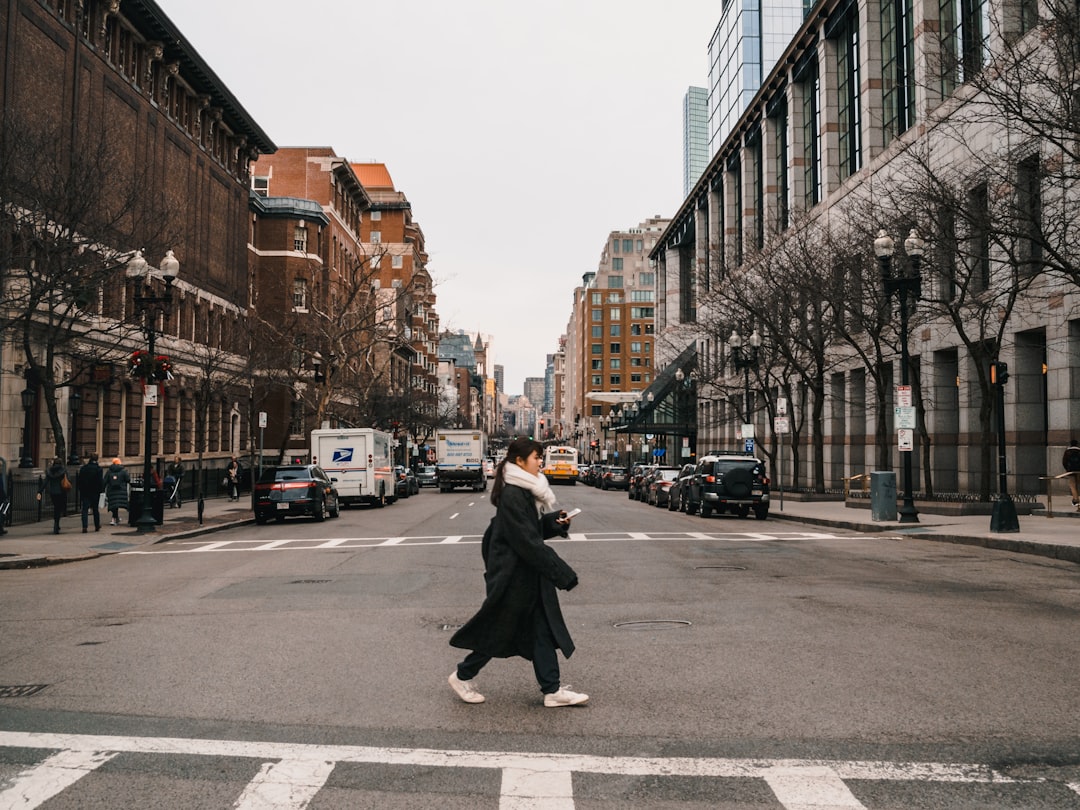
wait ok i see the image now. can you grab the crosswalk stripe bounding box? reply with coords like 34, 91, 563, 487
500, 767, 574, 809
0, 748, 116, 808
232, 759, 336, 810
764, 766, 867, 809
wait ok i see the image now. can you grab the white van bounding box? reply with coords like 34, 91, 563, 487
311, 428, 394, 507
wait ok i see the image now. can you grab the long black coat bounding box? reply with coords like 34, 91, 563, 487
450, 484, 579, 660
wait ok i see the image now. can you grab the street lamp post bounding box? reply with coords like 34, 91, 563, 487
127, 249, 180, 533
875, 228, 924, 524
728, 328, 761, 446
68, 388, 82, 465
19, 380, 36, 468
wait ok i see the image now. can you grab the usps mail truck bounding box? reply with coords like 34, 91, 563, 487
311, 428, 394, 507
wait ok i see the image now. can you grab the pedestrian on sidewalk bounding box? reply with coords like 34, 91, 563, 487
226, 456, 241, 501
37, 458, 70, 535
76, 453, 105, 533
0, 466, 9, 536
166, 455, 184, 508
1063, 439, 1080, 508
448, 436, 587, 708
104, 458, 130, 526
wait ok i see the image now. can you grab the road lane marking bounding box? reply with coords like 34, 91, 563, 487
440, 536, 464, 544
764, 765, 866, 809
501, 767, 574, 809
232, 758, 336, 810
0, 748, 116, 807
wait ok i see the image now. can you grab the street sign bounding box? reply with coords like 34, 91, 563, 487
898, 428, 914, 452
894, 406, 916, 429
744, 438, 755, 454
777, 397, 788, 416
258, 411, 267, 428
741, 423, 755, 439
896, 385, 913, 407
774, 416, 790, 434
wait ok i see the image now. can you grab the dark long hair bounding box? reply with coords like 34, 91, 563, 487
491, 437, 544, 506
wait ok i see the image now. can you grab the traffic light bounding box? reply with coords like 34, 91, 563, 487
990, 361, 1009, 386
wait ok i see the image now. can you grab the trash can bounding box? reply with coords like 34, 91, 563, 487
870, 471, 897, 521
128, 486, 165, 526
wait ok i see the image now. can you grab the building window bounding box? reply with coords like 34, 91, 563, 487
968, 182, 991, 292
371, 210, 382, 221
623, 239, 633, 253
635, 239, 643, 252
630, 307, 654, 318
631, 373, 642, 383
832, 5, 862, 178
630, 341, 642, 353
294, 225, 308, 252
591, 344, 603, 354
610, 375, 622, 386
592, 309, 602, 321
610, 325, 621, 337
612, 259, 624, 272
1016, 154, 1042, 276
289, 397, 305, 437
392, 255, 403, 268
940, 0, 989, 95
591, 325, 602, 338
610, 358, 622, 369
639, 272, 655, 286
591, 292, 602, 304
370, 231, 381, 244
881, 0, 916, 141
610, 343, 621, 353
631, 323, 642, 336
631, 357, 643, 367
772, 98, 790, 231
800, 56, 822, 208
592, 375, 602, 387
613, 239, 620, 253
252, 176, 269, 197
609, 308, 621, 321
292, 278, 308, 310
592, 359, 603, 369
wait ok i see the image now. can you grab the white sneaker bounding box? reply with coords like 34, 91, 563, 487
109, 519, 117, 526
544, 685, 589, 707
448, 672, 485, 704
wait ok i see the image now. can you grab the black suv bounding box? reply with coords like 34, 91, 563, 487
687, 453, 769, 520
254, 464, 340, 524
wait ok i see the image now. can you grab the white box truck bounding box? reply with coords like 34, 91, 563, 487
436, 430, 488, 492
311, 428, 394, 507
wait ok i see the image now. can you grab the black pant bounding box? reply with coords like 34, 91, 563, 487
456, 606, 561, 694
49, 492, 67, 532
81, 495, 101, 530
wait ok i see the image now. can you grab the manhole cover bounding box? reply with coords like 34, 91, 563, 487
612, 620, 692, 631
0, 685, 48, 698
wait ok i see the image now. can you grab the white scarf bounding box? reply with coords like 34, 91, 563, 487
502, 461, 558, 514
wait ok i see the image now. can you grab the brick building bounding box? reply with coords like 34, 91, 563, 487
1, 0, 274, 485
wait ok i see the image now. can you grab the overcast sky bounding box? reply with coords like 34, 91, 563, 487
164, 0, 719, 395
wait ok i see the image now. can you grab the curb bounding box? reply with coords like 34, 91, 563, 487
0, 518, 255, 570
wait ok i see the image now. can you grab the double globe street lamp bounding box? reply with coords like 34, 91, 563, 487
874, 228, 925, 524
126, 249, 180, 533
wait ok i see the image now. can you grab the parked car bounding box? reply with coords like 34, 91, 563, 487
416, 465, 439, 488
687, 452, 770, 519
484, 459, 496, 478
253, 464, 340, 524
645, 466, 681, 507
394, 465, 419, 497
600, 465, 629, 491
628, 464, 657, 501
668, 463, 698, 512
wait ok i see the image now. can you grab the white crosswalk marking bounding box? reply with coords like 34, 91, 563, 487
0, 748, 116, 808
500, 767, 575, 809
0, 731, 1034, 810
232, 759, 336, 810
764, 765, 867, 809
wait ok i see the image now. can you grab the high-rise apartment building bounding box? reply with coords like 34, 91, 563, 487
683, 87, 709, 197
706, 0, 805, 155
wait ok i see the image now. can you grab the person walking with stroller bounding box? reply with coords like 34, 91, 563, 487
76, 453, 104, 533
1063, 439, 1080, 509
166, 455, 184, 508
104, 458, 130, 526
37, 458, 70, 535
448, 436, 587, 708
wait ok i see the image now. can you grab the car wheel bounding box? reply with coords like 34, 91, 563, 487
330, 499, 340, 518
313, 498, 326, 522
699, 502, 712, 518
737, 505, 750, 519
275, 514, 286, 523
754, 505, 769, 520
255, 514, 267, 525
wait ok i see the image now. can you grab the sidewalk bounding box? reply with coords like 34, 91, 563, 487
0, 496, 254, 569
2, 494, 1078, 569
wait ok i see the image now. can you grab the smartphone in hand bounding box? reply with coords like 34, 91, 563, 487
563, 507, 582, 519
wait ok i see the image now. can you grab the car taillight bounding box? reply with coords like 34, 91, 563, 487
278, 481, 312, 491
705, 475, 715, 483
761, 476, 770, 485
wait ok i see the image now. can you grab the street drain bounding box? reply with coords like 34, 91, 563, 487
695, 565, 747, 571
290, 579, 331, 585
613, 620, 692, 631
0, 685, 48, 698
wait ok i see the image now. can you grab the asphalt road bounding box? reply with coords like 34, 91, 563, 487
1, 482, 1079, 808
